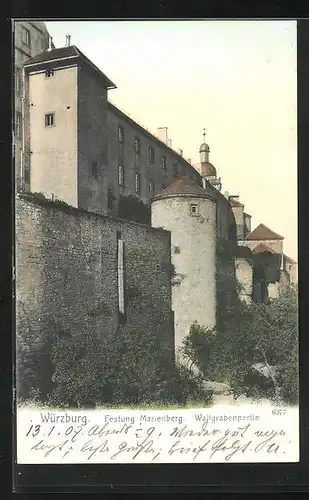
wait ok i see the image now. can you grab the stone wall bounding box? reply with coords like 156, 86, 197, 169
16, 194, 174, 363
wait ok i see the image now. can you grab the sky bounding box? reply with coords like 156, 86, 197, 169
45, 20, 297, 260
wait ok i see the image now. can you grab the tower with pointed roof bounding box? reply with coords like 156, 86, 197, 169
151, 177, 217, 362
198, 129, 222, 192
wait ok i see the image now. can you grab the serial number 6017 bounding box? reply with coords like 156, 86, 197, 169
272, 409, 286, 416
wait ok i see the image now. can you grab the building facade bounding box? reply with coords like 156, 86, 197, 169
13, 21, 53, 190
22, 44, 201, 215
15, 38, 297, 365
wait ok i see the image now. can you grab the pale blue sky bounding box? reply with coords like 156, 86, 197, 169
45, 20, 297, 260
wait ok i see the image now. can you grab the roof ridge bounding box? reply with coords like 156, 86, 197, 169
246, 223, 284, 241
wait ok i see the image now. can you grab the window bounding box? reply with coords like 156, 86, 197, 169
118, 125, 124, 143
161, 155, 167, 173
149, 146, 155, 164
190, 203, 199, 216
108, 189, 115, 211
173, 162, 178, 177
21, 27, 31, 47
118, 165, 124, 186
24, 167, 30, 184
134, 137, 141, 155
15, 112, 22, 139
135, 172, 141, 195
45, 69, 54, 78
117, 232, 126, 322
148, 179, 154, 197
15, 68, 22, 94
91, 161, 98, 179
45, 113, 55, 127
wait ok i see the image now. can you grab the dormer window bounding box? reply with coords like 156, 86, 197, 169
45, 69, 54, 78
190, 203, 199, 216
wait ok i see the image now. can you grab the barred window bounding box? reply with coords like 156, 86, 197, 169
91, 161, 98, 179
148, 179, 154, 197
149, 146, 155, 164
118, 125, 124, 143
134, 137, 141, 155
118, 165, 124, 186
161, 155, 167, 173
15, 112, 22, 139
15, 68, 22, 94
135, 171, 141, 195
173, 162, 178, 177
45, 113, 55, 127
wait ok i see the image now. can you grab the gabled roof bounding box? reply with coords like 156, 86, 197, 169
152, 177, 215, 201
252, 243, 276, 254
246, 223, 284, 241
23, 45, 116, 89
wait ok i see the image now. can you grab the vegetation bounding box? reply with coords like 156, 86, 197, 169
181, 285, 299, 405
17, 324, 212, 409
117, 195, 151, 225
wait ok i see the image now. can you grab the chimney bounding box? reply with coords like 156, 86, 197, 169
157, 127, 168, 144
177, 149, 183, 156
224, 191, 230, 199
168, 139, 172, 148
66, 35, 71, 47
47, 35, 53, 51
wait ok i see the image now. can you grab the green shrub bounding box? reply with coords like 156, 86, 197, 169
48, 324, 212, 408
181, 286, 299, 405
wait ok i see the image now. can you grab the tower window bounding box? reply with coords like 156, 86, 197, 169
148, 179, 154, 197
15, 112, 22, 139
45, 69, 54, 78
149, 146, 155, 164
135, 172, 141, 195
21, 27, 31, 47
45, 113, 55, 127
91, 161, 98, 179
118, 165, 124, 187
190, 203, 199, 216
161, 156, 167, 174
118, 125, 124, 143
134, 137, 141, 155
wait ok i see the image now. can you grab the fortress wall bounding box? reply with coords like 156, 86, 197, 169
15, 195, 174, 359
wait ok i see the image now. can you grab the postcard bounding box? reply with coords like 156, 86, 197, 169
14, 19, 298, 465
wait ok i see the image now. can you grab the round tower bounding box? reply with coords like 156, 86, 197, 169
151, 177, 217, 363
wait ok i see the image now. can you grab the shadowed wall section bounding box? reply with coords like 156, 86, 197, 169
15, 194, 174, 378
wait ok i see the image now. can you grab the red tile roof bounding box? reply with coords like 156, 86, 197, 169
152, 177, 216, 201
246, 223, 284, 241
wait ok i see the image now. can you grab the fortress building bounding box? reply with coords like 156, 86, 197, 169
13, 21, 54, 191
21, 44, 201, 214
15, 39, 298, 365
